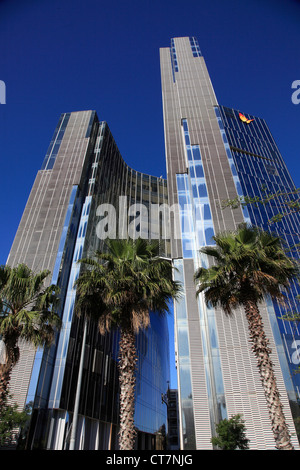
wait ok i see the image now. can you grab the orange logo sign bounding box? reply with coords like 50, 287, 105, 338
239, 112, 254, 124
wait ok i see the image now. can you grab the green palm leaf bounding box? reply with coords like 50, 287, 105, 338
0, 264, 61, 407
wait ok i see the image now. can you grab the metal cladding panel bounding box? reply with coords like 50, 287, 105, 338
183, 259, 212, 449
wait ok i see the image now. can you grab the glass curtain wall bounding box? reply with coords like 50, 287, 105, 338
219, 105, 300, 420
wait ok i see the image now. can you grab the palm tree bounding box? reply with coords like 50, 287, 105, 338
0, 264, 61, 408
194, 224, 299, 450
74, 238, 181, 450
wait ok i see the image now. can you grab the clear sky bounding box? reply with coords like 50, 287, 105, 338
1, 0, 300, 387
1, 0, 300, 264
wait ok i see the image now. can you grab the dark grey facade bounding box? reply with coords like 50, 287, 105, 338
160, 37, 299, 449
167, 389, 180, 450
7, 112, 171, 450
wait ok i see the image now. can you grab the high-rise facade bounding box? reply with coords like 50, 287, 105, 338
160, 37, 300, 449
6, 111, 170, 450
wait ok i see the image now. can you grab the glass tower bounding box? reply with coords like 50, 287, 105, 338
160, 37, 299, 449
6, 111, 170, 450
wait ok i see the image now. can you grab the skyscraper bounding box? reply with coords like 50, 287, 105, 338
6, 112, 171, 449
160, 37, 300, 449
4, 36, 300, 451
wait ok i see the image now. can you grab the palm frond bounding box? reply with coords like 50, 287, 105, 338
195, 224, 300, 316
75, 238, 181, 335
0, 263, 61, 358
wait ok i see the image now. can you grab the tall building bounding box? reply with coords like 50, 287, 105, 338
6, 111, 170, 449
160, 37, 300, 449
5, 36, 300, 451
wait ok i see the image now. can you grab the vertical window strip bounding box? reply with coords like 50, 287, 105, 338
51, 185, 78, 285
49, 194, 92, 408
41, 113, 71, 170
173, 258, 196, 449
180, 118, 228, 429
176, 173, 197, 259
170, 39, 178, 82
181, 119, 216, 247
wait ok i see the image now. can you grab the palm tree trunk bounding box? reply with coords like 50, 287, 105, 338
118, 327, 137, 450
243, 297, 294, 450
0, 361, 13, 408
0, 338, 19, 408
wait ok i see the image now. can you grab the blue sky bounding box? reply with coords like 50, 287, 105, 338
0, 0, 300, 387
1, 0, 300, 264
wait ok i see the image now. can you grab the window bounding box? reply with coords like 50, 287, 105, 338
205, 227, 215, 245
195, 163, 204, 177
192, 147, 201, 160
223, 107, 235, 119
170, 39, 179, 76
198, 183, 208, 198
265, 164, 278, 176
189, 37, 202, 57
203, 204, 211, 220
